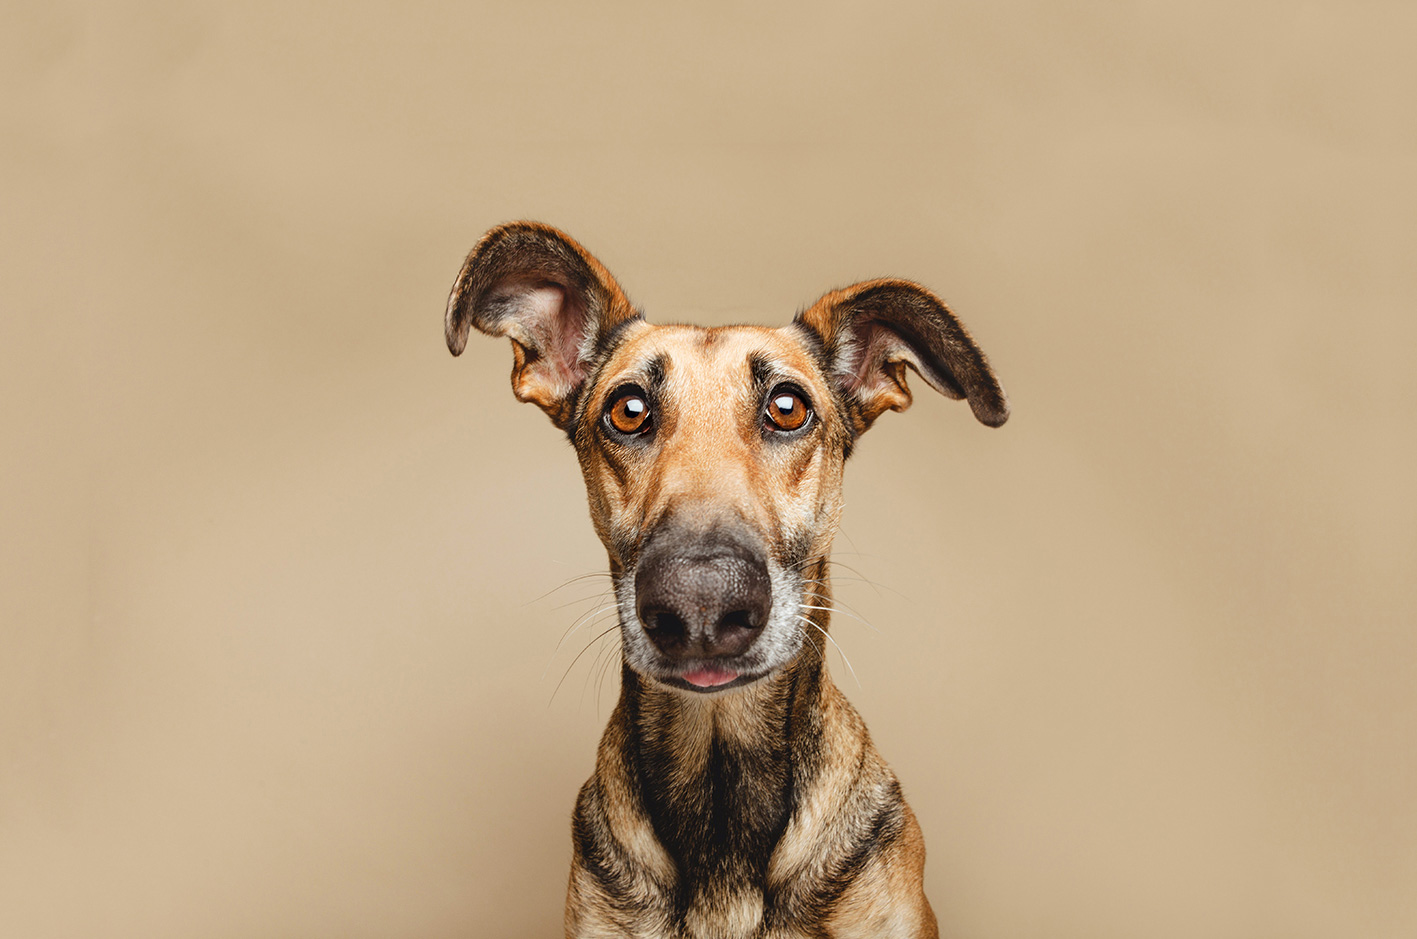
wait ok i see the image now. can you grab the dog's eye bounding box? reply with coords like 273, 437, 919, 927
606, 390, 652, 435
764, 387, 811, 433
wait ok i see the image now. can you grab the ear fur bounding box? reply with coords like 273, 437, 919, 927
794, 278, 1009, 433
445, 222, 639, 427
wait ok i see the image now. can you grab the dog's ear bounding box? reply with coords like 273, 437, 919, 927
795, 278, 1008, 434
446, 222, 640, 427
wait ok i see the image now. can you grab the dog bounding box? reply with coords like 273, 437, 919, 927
445, 222, 1008, 938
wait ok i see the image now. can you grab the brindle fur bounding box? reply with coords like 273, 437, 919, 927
446, 222, 1008, 938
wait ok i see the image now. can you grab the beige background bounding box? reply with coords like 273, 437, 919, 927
3, 2, 1415, 937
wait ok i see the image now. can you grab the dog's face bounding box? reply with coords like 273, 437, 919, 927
569, 321, 851, 691
447, 222, 1007, 695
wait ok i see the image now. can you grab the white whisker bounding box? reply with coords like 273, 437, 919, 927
797, 603, 877, 632
523, 570, 614, 606
799, 587, 880, 633
797, 614, 860, 688
543, 604, 620, 679
550, 624, 621, 706
549, 597, 618, 653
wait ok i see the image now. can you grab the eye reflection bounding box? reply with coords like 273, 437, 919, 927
765, 388, 810, 432
607, 391, 651, 435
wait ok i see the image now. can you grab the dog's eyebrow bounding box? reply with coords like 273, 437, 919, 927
788, 320, 833, 378
748, 352, 774, 397
644, 353, 667, 394
748, 351, 813, 398
599, 352, 669, 401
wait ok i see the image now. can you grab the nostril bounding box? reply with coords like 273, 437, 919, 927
709, 606, 765, 658
642, 608, 687, 638
718, 609, 761, 634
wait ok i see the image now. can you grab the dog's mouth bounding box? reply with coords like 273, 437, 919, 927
681, 665, 738, 687
659, 664, 763, 694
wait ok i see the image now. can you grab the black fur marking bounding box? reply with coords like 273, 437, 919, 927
748, 352, 775, 400
789, 778, 907, 925
780, 530, 817, 573
644, 353, 667, 396
596, 304, 644, 349
572, 779, 639, 911
595, 433, 631, 493
788, 318, 833, 378
627, 670, 795, 920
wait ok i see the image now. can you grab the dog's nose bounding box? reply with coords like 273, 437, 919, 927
634, 527, 773, 661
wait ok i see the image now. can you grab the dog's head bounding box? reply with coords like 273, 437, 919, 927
447, 222, 1007, 694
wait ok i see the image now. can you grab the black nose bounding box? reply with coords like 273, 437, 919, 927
634, 526, 773, 661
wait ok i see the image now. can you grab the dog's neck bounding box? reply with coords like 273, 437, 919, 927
616, 619, 832, 899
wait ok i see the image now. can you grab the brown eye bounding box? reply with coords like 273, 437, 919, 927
765, 388, 810, 432
606, 391, 651, 435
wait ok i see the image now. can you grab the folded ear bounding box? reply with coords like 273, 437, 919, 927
794, 278, 1008, 434
445, 222, 640, 427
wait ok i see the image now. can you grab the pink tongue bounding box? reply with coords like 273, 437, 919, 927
681, 667, 738, 688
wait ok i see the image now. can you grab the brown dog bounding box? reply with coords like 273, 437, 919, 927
446, 223, 1007, 938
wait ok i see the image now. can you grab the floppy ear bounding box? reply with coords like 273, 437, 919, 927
445, 222, 640, 427
794, 278, 1009, 434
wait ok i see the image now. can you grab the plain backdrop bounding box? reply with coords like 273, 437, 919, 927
3, 2, 1414, 937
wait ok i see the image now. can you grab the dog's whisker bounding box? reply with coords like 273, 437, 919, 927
592, 643, 622, 717
555, 596, 618, 642
831, 575, 907, 601
550, 624, 622, 707
797, 614, 861, 688
802, 570, 899, 600
791, 554, 830, 573
794, 557, 903, 604
824, 545, 878, 560
799, 628, 825, 663
543, 605, 620, 680
548, 589, 620, 613
824, 559, 908, 601
797, 602, 878, 633
581, 631, 620, 709
545, 601, 619, 671
799, 587, 880, 633
566, 608, 622, 643
524, 570, 614, 606
549, 595, 613, 652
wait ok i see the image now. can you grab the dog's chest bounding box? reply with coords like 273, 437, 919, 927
679, 886, 766, 937
668, 888, 835, 939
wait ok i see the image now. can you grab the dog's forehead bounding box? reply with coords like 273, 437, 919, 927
602, 322, 823, 390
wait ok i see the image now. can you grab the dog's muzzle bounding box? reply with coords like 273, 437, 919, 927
633, 525, 773, 679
